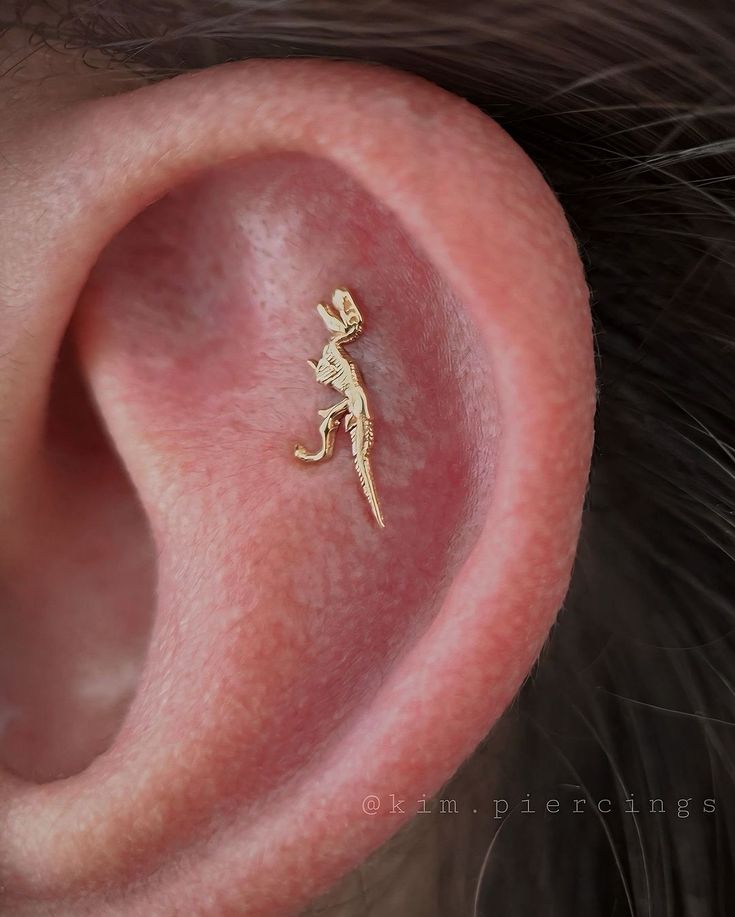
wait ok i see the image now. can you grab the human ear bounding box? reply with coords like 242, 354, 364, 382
0, 58, 594, 915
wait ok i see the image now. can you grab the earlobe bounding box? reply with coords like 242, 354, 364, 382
0, 59, 594, 915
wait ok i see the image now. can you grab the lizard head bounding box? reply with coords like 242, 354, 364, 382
315, 289, 364, 342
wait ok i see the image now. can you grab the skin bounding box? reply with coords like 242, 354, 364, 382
0, 28, 594, 917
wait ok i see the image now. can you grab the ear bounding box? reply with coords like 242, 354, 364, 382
0, 59, 594, 915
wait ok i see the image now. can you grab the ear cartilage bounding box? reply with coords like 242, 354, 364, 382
293, 288, 384, 528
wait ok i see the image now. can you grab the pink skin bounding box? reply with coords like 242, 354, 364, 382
0, 52, 594, 916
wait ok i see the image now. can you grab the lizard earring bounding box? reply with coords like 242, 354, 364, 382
294, 288, 385, 528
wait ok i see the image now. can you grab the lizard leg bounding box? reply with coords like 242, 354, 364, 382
294, 399, 349, 462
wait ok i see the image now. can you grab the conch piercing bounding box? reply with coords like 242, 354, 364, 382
294, 288, 385, 528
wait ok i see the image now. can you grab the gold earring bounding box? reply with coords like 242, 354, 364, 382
294, 288, 384, 528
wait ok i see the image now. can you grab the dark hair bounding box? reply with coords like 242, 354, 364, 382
7, 2, 735, 914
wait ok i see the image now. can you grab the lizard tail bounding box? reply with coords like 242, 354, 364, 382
356, 454, 385, 528
348, 416, 385, 528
